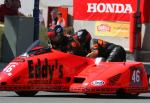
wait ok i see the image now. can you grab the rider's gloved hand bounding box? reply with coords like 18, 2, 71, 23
86, 50, 99, 58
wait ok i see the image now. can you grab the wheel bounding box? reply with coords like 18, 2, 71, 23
116, 89, 139, 98
128, 93, 139, 97
15, 91, 38, 97
117, 92, 139, 98
86, 93, 100, 97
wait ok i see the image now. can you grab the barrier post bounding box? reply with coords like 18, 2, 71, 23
129, 0, 141, 61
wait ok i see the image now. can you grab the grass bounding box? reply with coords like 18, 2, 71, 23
0, 24, 4, 35
0, 24, 4, 61
39, 24, 49, 42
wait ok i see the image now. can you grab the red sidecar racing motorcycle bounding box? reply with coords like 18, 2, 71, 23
0, 40, 148, 97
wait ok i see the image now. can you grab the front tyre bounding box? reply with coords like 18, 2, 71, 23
15, 91, 38, 97
86, 93, 100, 97
116, 89, 139, 98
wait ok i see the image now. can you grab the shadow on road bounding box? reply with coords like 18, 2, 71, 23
1, 93, 150, 99
34, 94, 150, 99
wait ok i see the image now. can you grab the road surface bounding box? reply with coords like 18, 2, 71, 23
0, 91, 150, 103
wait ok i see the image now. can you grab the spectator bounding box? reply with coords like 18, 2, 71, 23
50, 9, 58, 26
0, 0, 22, 22
56, 12, 65, 28
86, 39, 126, 62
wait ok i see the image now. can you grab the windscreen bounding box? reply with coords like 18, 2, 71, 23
21, 40, 51, 57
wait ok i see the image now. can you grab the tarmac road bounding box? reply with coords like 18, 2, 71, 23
0, 91, 150, 103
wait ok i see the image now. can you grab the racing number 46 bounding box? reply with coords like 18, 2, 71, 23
132, 70, 140, 83
3, 63, 18, 76
131, 69, 142, 85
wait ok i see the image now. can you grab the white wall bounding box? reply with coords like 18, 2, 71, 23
19, 0, 34, 16
0, 0, 4, 4
40, 0, 72, 7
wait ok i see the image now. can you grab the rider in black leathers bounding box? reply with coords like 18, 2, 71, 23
47, 25, 86, 56
73, 29, 92, 56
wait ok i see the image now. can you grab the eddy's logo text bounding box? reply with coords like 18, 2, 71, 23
28, 58, 63, 79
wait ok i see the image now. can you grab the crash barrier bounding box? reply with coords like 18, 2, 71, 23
1, 16, 34, 62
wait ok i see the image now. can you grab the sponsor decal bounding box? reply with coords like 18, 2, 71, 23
95, 21, 130, 37
91, 80, 105, 86
73, 0, 138, 21
74, 0, 150, 22
97, 24, 111, 32
28, 58, 63, 80
87, 3, 132, 13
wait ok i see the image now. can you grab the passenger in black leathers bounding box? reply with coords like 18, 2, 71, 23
73, 29, 92, 56
86, 39, 126, 62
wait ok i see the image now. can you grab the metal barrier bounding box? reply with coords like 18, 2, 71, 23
2, 16, 34, 62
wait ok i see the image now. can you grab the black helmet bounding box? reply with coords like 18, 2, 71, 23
54, 25, 63, 34
47, 25, 64, 45
73, 29, 91, 45
73, 29, 91, 52
47, 25, 63, 38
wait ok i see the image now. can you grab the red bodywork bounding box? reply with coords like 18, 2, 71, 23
0, 41, 148, 96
